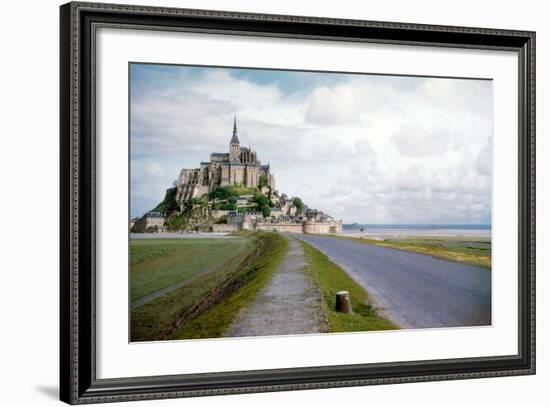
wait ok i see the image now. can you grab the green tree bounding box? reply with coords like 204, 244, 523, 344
253, 192, 269, 207
209, 186, 238, 200
261, 205, 271, 218
292, 197, 304, 214
151, 187, 180, 215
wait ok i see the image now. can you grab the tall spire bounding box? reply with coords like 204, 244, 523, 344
230, 112, 240, 145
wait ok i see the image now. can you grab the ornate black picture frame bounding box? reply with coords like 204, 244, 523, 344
60, 2, 535, 404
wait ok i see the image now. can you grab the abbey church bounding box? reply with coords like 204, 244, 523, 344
175, 116, 276, 204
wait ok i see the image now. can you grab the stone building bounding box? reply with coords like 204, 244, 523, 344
144, 211, 165, 230
163, 114, 343, 235
131, 211, 165, 233
278, 194, 297, 216
175, 116, 276, 207
219, 209, 342, 234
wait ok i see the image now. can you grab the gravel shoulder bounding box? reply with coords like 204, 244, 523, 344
224, 236, 328, 337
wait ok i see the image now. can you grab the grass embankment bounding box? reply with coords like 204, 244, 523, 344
131, 237, 255, 341
340, 236, 491, 269
300, 241, 398, 333
169, 232, 288, 340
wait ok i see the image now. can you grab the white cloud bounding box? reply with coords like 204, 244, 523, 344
130, 67, 492, 224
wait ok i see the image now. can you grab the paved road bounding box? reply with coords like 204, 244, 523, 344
224, 237, 328, 338
297, 235, 491, 329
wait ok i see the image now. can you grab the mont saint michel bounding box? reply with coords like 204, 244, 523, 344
177, 116, 276, 201
129, 63, 491, 343
132, 116, 343, 235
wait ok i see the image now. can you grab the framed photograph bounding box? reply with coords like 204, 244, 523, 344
60, 1, 535, 404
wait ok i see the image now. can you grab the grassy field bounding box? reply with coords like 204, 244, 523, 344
339, 235, 491, 269
131, 238, 249, 302
169, 232, 288, 340
300, 241, 398, 333
130, 237, 256, 341
131, 232, 407, 341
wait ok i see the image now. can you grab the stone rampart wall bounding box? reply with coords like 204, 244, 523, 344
254, 223, 304, 233
212, 224, 241, 233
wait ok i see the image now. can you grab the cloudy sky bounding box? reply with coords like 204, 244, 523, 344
130, 63, 492, 224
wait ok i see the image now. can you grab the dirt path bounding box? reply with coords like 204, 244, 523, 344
224, 236, 328, 337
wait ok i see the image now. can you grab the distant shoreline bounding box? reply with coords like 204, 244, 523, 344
342, 224, 491, 239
